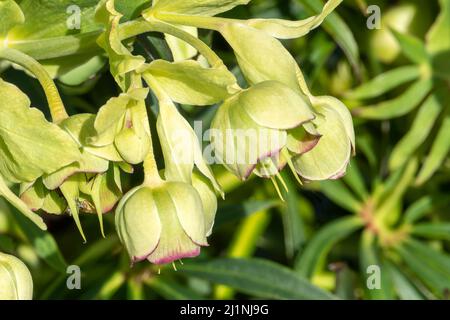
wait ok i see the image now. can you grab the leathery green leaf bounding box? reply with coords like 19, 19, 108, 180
354, 78, 433, 120
165, 26, 198, 61
0, 174, 46, 230
0, 79, 80, 183
426, 0, 450, 79
181, 258, 336, 299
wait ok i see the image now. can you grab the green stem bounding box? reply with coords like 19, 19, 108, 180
140, 74, 166, 186
151, 12, 237, 31
0, 47, 68, 122
137, 18, 226, 68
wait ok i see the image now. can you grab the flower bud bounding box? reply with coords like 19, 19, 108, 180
0, 252, 33, 300
115, 181, 207, 264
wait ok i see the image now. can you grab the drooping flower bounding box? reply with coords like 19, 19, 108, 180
115, 180, 208, 265
291, 96, 355, 181
210, 80, 315, 182
0, 252, 33, 300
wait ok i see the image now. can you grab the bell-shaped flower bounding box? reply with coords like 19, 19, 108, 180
0, 252, 33, 300
115, 180, 208, 265
291, 96, 355, 181
210, 80, 315, 181
20, 113, 128, 240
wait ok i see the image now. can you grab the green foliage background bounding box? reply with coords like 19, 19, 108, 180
0, 0, 449, 299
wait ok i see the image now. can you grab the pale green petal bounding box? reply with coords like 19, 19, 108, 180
293, 105, 352, 181
311, 96, 355, 153
0, 0, 24, 39
246, 0, 342, 39
0, 79, 81, 183
192, 172, 217, 236
116, 187, 161, 262
0, 252, 33, 300
211, 93, 287, 180
238, 81, 314, 129
164, 182, 207, 246
142, 59, 236, 105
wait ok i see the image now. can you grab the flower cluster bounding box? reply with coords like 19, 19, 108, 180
0, 0, 354, 267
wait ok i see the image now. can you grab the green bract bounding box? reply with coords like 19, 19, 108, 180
0, 79, 80, 183
0, 252, 33, 300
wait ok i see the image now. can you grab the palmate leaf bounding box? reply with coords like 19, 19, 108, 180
140, 59, 236, 106
389, 92, 443, 171
181, 258, 336, 299
319, 179, 362, 213
359, 231, 394, 300
146, 277, 204, 300
295, 216, 364, 278
344, 65, 421, 100
415, 114, 450, 185
342, 159, 369, 201
0, 79, 81, 183
384, 261, 423, 300
391, 30, 429, 65
295, 0, 359, 72
280, 173, 306, 259
395, 239, 450, 298
354, 78, 433, 120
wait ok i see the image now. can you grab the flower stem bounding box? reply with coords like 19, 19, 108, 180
0, 47, 68, 122
139, 18, 226, 68
151, 12, 237, 31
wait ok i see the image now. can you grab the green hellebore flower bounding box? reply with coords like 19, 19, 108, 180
115, 181, 208, 265
292, 96, 355, 181
0, 252, 33, 300
211, 80, 315, 180
18, 113, 128, 240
